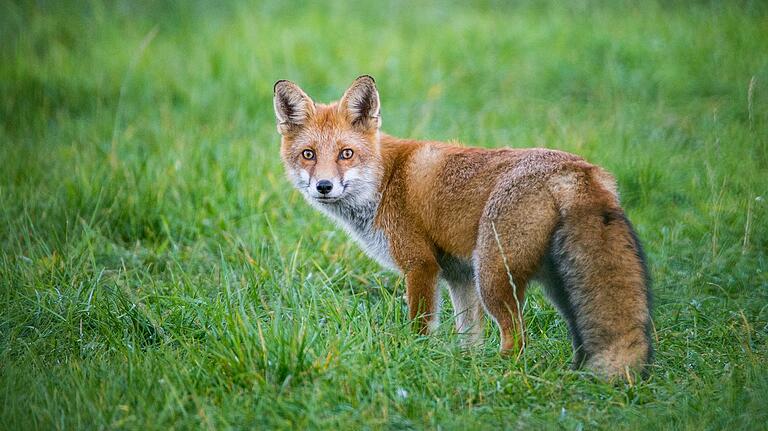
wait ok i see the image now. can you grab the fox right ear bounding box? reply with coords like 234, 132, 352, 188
273, 80, 315, 135
340, 75, 381, 131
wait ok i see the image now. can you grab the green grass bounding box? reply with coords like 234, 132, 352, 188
2, 0, 767, 429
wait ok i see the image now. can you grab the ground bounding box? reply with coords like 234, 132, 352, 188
1, 0, 767, 429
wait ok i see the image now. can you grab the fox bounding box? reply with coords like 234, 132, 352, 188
272, 75, 653, 379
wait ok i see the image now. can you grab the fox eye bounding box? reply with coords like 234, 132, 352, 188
339, 149, 354, 160
302, 149, 315, 160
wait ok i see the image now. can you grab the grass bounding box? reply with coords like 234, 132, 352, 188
1, 0, 767, 429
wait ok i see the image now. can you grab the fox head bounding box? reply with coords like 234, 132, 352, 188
273, 75, 383, 207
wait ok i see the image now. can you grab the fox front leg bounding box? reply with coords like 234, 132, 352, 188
404, 260, 441, 334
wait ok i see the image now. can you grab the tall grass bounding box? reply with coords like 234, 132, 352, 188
1, 0, 767, 428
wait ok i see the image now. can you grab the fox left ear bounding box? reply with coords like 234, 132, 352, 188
273, 80, 315, 135
340, 75, 381, 130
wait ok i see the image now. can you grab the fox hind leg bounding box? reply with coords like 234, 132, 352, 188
474, 188, 559, 355
473, 254, 530, 354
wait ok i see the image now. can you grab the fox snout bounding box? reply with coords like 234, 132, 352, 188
316, 179, 334, 195
306, 175, 345, 202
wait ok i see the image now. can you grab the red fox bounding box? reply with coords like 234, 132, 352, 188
273, 75, 653, 379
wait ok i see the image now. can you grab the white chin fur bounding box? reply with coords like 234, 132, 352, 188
288, 165, 397, 271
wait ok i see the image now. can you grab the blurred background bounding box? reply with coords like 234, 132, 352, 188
1, 1, 766, 428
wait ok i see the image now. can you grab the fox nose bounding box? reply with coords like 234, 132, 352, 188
316, 180, 333, 195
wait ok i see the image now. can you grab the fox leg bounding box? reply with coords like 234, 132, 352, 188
389, 226, 442, 334
437, 253, 484, 346
403, 259, 441, 334
473, 252, 531, 354
474, 185, 559, 354
446, 279, 484, 346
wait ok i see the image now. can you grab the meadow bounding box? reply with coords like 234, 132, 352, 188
1, 0, 767, 429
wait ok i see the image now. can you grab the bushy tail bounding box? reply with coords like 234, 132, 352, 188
546, 202, 653, 379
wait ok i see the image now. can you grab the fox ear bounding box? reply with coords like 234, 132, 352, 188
273, 80, 315, 134
340, 75, 380, 130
